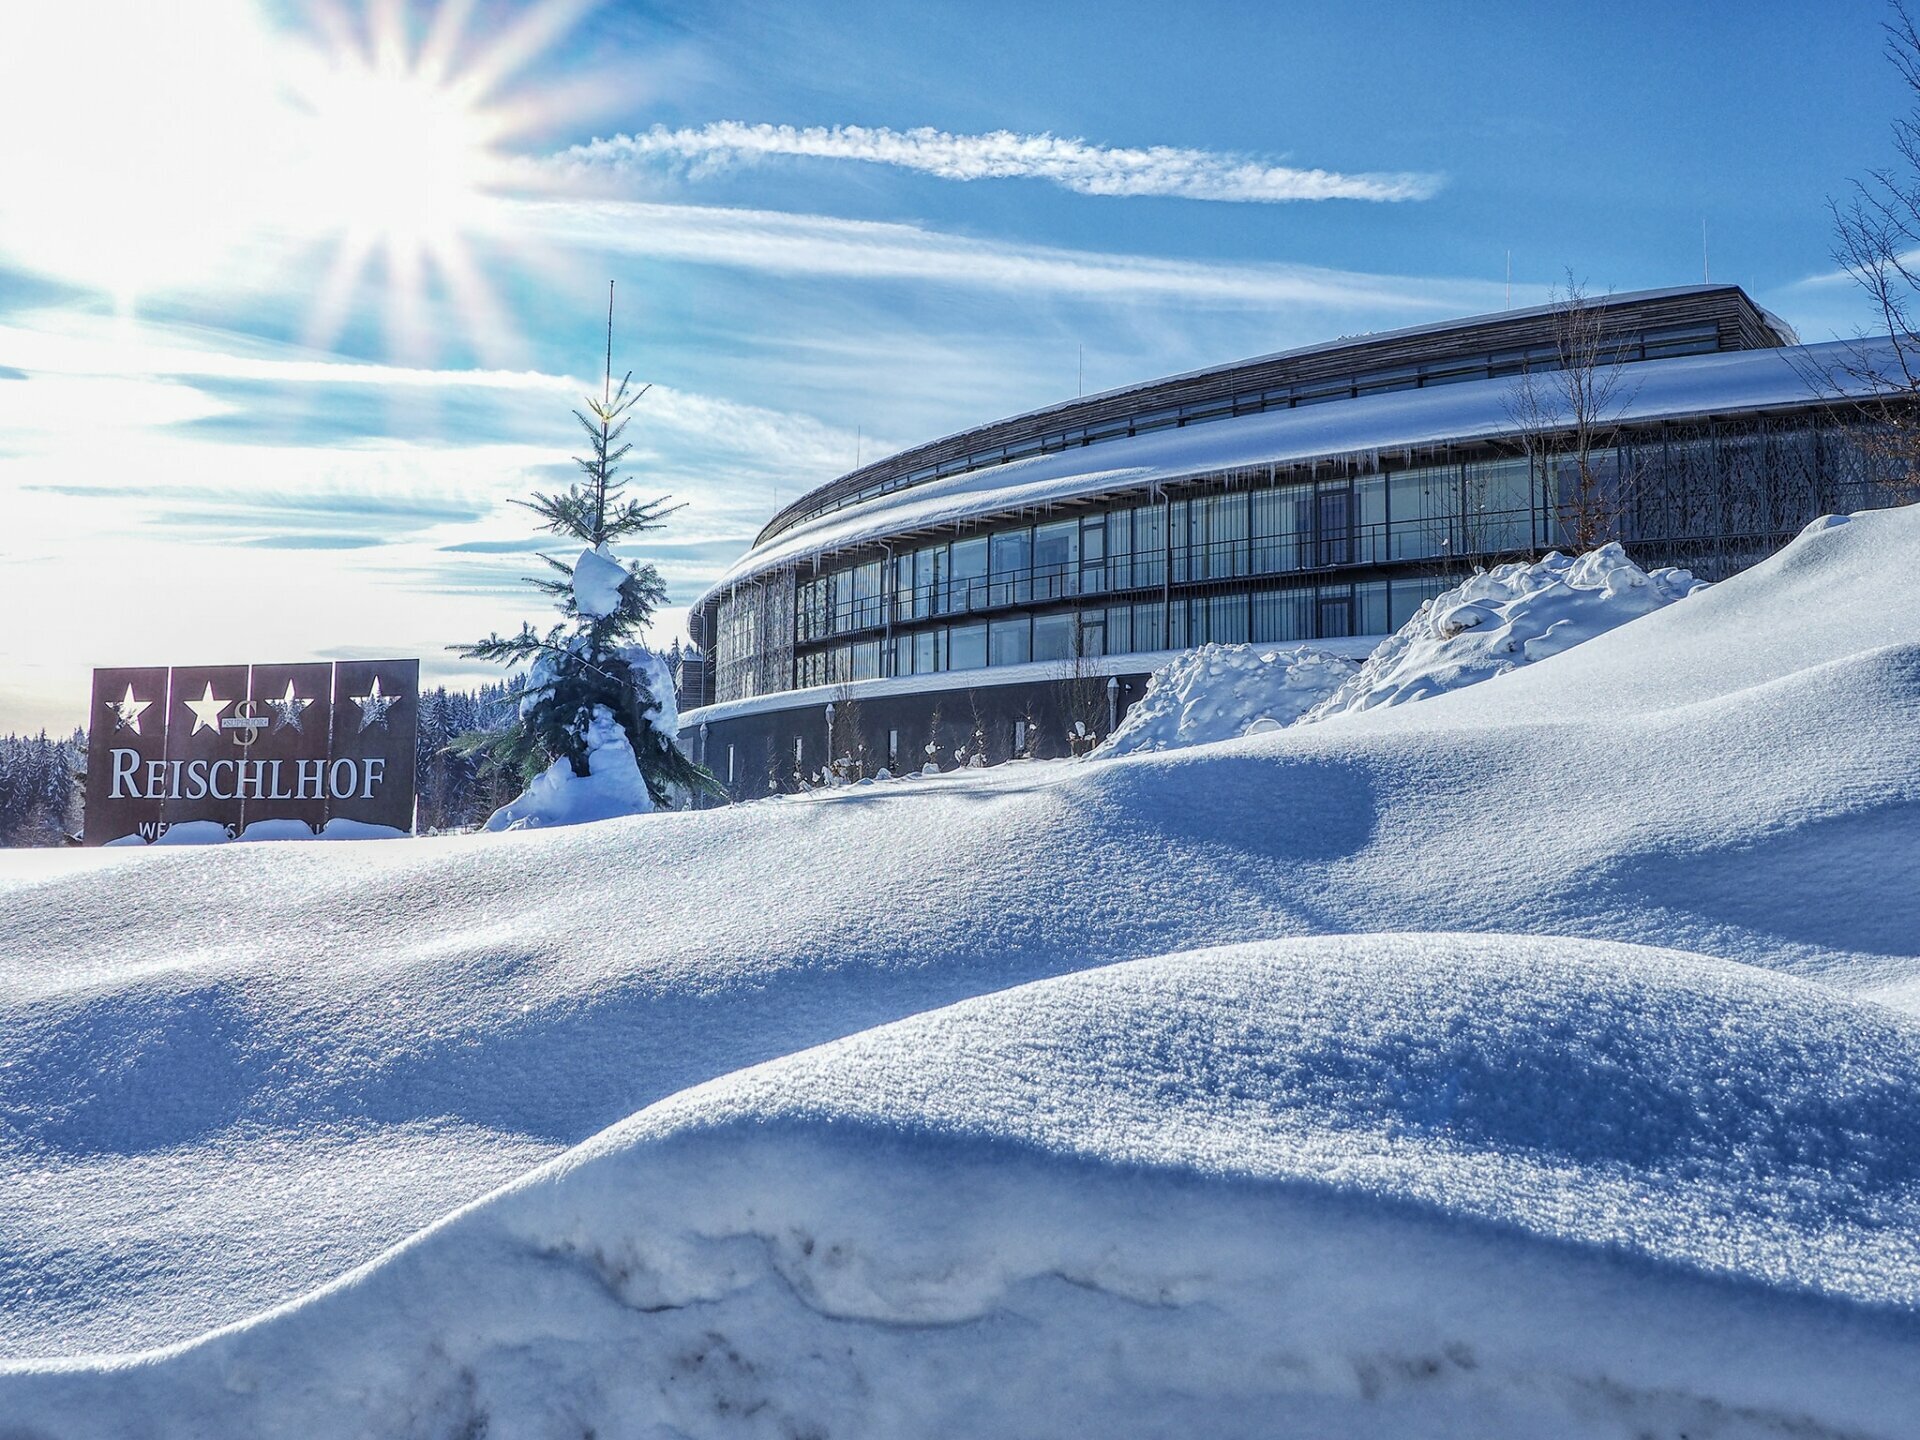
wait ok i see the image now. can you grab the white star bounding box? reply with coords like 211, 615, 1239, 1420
108, 684, 151, 735
351, 675, 401, 731
266, 680, 312, 733
183, 681, 230, 736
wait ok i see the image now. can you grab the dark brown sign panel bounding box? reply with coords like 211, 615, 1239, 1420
162, 663, 251, 836
245, 661, 334, 833
82, 660, 418, 845
328, 658, 419, 834
86, 666, 171, 845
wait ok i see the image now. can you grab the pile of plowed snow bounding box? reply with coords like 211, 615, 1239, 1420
1095, 642, 1357, 755
1304, 542, 1706, 721
2, 507, 1918, 1438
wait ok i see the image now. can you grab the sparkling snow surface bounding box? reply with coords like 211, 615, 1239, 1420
2, 508, 1919, 1437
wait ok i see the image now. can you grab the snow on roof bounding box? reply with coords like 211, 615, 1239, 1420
696, 337, 1876, 607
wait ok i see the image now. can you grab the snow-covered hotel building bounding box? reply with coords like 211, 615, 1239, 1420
682, 285, 1897, 793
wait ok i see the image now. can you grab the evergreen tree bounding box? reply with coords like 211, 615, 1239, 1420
454, 290, 717, 811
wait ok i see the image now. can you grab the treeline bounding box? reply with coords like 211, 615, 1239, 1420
0, 684, 519, 845
0, 731, 84, 846
414, 682, 518, 833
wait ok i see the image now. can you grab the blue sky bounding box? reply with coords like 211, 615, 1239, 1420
0, 0, 1904, 730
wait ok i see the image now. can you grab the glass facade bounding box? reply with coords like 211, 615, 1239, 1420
717, 415, 1902, 705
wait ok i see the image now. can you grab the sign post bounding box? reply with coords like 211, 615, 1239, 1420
82, 659, 419, 845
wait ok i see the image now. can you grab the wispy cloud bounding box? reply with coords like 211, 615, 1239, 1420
554, 122, 1443, 204
503, 198, 1501, 312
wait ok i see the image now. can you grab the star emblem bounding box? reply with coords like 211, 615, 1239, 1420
266, 680, 312, 733
351, 675, 400, 731
107, 684, 151, 735
183, 681, 230, 736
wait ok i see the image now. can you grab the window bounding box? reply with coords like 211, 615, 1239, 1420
851, 639, 881, 681
1131, 601, 1165, 653
1206, 592, 1249, 645
949, 621, 988, 671
1104, 605, 1131, 656
1317, 588, 1354, 638
914, 627, 944, 675
1356, 580, 1390, 636
1463, 458, 1533, 554
948, 537, 988, 613
1014, 719, 1028, 754
1032, 611, 1074, 662
914, 545, 943, 619
893, 632, 915, 677
990, 528, 1032, 606
1079, 516, 1107, 594
1253, 588, 1312, 643
891, 553, 916, 623
1127, 504, 1167, 589
727, 744, 736, 785
1316, 485, 1353, 567
849, 560, 883, 630
989, 615, 1031, 666
1183, 492, 1249, 580
1355, 475, 1387, 565
1389, 576, 1445, 630
1253, 484, 1312, 573
888, 729, 900, 766
1389, 466, 1455, 561
1033, 520, 1078, 601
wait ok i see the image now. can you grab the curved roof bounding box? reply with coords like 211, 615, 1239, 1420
751, 284, 1794, 547
693, 336, 1876, 610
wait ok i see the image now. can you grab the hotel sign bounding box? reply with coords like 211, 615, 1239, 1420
85, 659, 418, 844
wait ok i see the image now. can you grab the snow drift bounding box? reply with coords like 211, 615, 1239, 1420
1095, 642, 1356, 755
8, 935, 1920, 1439
2, 506, 1919, 1435
1304, 542, 1707, 722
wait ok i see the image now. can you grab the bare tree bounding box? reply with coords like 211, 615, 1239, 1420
1504, 271, 1643, 550
828, 680, 867, 782
1057, 611, 1109, 756
1820, 0, 1920, 505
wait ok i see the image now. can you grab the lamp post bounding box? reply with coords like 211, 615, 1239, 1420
1106, 675, 1119, 735
824, 701, 836, 779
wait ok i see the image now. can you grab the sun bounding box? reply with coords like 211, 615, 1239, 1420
0, 0, 591, 357
293, 60, 499, 251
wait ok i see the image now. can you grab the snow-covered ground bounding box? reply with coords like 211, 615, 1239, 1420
2, 507, 1918, 1436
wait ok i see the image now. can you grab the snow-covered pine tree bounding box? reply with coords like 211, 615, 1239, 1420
454, 288, 718, 825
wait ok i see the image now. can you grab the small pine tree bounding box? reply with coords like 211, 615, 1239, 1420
454, 290, 718, 810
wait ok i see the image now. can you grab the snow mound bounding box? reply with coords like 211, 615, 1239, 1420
8, 935, 1920, 1439
1304, 543, 1707, 722
1095, 642, 1357, 756
0, 505, 1916, 1366
483, 704, 652, 831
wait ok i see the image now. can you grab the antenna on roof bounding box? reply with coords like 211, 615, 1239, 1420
1078, 343, 1084, 397
1702, 219, 1710, 283
856, 425, 862, 469
1505, 250, 1511, 308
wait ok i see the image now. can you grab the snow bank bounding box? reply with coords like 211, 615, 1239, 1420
1304, 543, 1706, 722
484, 704, 652, 831
0, 506, 1917, 1411
1095, 642, 1357, 756
8, 936, 1920, 1439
